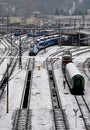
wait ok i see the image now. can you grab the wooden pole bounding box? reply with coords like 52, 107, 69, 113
7, 64, 9, 113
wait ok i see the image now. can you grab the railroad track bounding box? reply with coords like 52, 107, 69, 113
0, 56, 18, 98
12, 58, 34, 130
0, 35, 30, 99
0, 38, 11, 64
46, 60, 69, 130
74, 95, 90, 130
47, 46, 90, 64
83, 58, 90, 80
0, 36, 19, 98
65, 73, 90, 130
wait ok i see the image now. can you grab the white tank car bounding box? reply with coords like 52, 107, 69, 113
65, 63, 85, 93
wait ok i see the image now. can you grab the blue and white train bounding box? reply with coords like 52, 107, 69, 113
29, 37, 59, 56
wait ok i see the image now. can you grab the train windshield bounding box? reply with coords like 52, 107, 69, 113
74, 78, 82, 87
30, 44, 34, 47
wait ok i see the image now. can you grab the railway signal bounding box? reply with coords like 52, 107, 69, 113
73, 109, 78, 128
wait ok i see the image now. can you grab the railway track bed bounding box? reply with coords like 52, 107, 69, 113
75, 95, 90, 130
13, 109, 32, 130
47, 60, 69, 130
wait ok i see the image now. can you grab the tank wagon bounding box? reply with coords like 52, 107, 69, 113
65, 63, 85, 94
62, 49, 72, 73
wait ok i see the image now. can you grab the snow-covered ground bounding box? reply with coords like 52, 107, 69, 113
30, 57, 54, 130
0, 43, 90, 130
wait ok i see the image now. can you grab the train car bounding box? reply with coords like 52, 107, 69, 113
65, 63, 85, 94
29, 37, 59, 56
27, 31, 44, 37
34, 31, 44, 37
29, 44, 39, 56
44, 29, 56, 36
35, 38, 41, 43
36, 37, 59, 50
62, 49, 72, 73
14, 29, 27, 36
14, 29, 21, 36
27, 31, 33, 37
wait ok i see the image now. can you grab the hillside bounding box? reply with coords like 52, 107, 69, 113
0, 0, 90, 16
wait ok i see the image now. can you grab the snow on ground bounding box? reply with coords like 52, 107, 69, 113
73, 51, 90, 109
54, 59, 85, 130
0, 58, 10, 81
0, 45, 90, 130
0, 51, 28, 130
30, 57, 55, 130
0, 41, 5, 56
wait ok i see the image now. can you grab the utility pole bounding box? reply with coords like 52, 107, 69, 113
74, 19, 76, 30
82, 14, 85, 29
59, 19, 62, 48
19, 38, 22, 69
7, 64, 9, 113
78, 26, 80, 48
78, 20, 81, 48
10, 29, 12, 55
33, 29, 35, 42
44, 35, 46, 53
6, 16, 9, 33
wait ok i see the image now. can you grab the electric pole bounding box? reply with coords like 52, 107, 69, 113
82, 14, 85, 29
7, 64, 9, 113
19, 38, 22, 69
10, 29, 12, 55
59, 19, 62, 48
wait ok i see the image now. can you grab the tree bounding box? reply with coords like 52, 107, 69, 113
54, 8, 59, 15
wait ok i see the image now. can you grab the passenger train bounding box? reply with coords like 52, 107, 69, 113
14, 29, 27, 36
29, 37, 59, 56
27, 31, 44, 37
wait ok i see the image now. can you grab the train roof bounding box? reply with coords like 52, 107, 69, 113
62, 54, 72, 60
66, 63, 84, 78
62, 54, 71, 57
